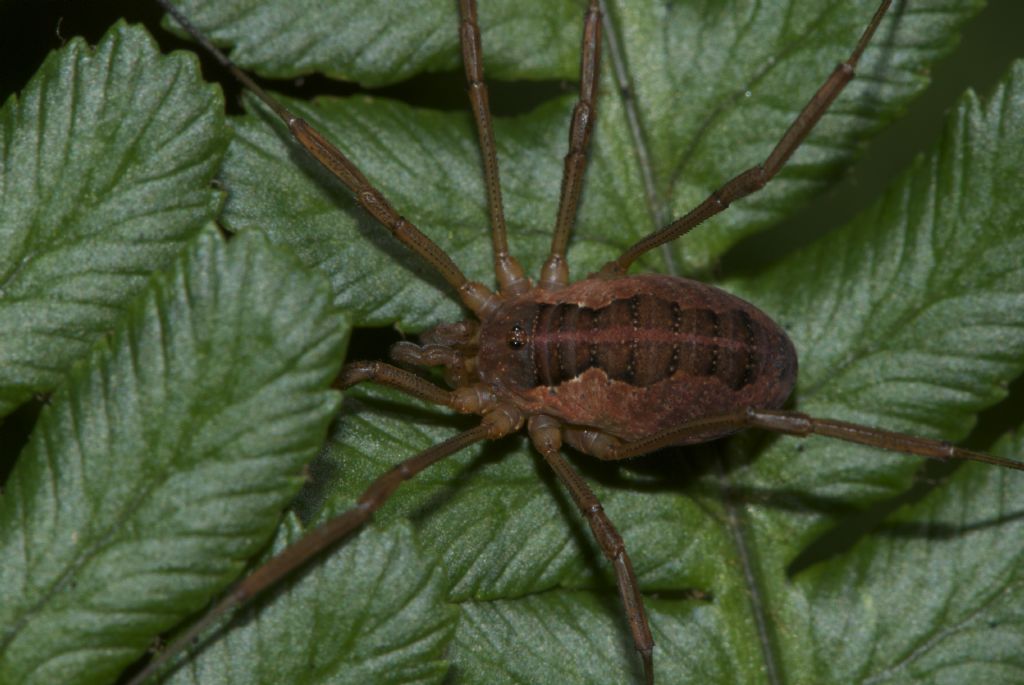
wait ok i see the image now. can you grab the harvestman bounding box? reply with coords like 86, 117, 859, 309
131, 1, 1023, 683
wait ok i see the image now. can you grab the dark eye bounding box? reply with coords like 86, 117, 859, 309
507, 323, 527, 349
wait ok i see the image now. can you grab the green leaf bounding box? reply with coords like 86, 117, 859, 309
164, 519, 456, 685
729, 62, 1024, 512
4, 2, 1023, 685
0, 22, 229, 417
161, 0, 582, 86
0, 229, 346, 685
802, 433, 1024, 682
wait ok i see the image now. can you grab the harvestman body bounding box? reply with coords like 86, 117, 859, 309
132, 1, 1024, 683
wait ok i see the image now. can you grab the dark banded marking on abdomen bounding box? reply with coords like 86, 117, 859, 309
530, 294, 761, 390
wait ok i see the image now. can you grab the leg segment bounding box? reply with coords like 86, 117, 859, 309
155, 0, 497, 317
570, 408, 1024, 470
126, 407, 523, 685
337, 360, 458, 406
529, 415, 655, 685
540, 0, 602, 289
337, 360, 497, 415
389, 341, 475, 389
458, 0, 528, 295
601, 0, 893, 275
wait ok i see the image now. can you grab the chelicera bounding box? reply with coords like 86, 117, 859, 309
131, 1, 1023, 683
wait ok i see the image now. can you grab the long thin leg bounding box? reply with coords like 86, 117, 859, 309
458, 0, 528, 295
529, 415, 655, 685
569, 408, 1024, 470
155, 0, 497, 317
125, 413, 520, 685
540, 0, 602, 289
600, 0, 892, 275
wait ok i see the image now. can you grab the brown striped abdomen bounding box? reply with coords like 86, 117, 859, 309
477, 274, 797, 443
526, 297, 760, 391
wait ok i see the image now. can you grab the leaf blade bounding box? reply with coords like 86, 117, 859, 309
0, 22, 229, 417
0, 229, 346, 684
735, 60, 1024, 506
163, 520, 457, 685
161, 0, 581, 86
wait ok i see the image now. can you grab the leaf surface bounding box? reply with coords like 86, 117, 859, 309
164, 519, 456, 685
0, 230, 346, 685
3, 2, 1023, 685
161, 0, 582, 86
0, 23, 228, 417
